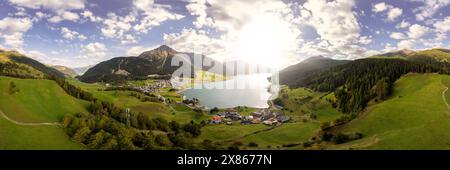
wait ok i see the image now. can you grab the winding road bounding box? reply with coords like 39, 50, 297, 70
0, 109, 60, 126
441, 81, 450, 111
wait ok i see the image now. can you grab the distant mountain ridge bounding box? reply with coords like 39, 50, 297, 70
0, 50, 65, 79
79, 45, 224, 83
371, 48, 450, 61
279, 56, 350, 87
79, 45, 274, 83
72, 65, 93, 75
279, 48, 450, 88
51, 65, 78, 78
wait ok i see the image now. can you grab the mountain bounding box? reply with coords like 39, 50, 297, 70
138, 45, 177, 61
371, 49, 415, 59
286, 49, 450, 113
279, 56, 350, 87
79, 45, 223, 83
51, 65, 78, 78
330, 73, 450, 149
72, 65, 93, 75
78, 57, 158, 83
372, 49, 450, 62
0, 50, 64, 79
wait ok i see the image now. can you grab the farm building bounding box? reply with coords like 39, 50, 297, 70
210, 115, 222, 124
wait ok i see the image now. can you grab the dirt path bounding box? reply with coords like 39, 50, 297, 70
441, 81, 450, 112
0, 109, 60, 126
333, 135, 379, 150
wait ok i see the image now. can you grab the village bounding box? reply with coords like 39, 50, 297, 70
133, 80, 172, 93
209, 108, 291, 126
108, 79, 291, 127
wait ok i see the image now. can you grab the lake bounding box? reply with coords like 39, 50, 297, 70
181, 74, 278, 109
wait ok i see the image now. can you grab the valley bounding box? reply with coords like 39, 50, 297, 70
1, 47, 450, 150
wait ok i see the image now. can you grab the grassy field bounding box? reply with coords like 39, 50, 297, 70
277, 87, 343, 122
0, 76, 86, 149
0, 116, 84, 150
239, 122, 319, 149
333, 73, 450, 149
67, 79, 208, 123
0, 76, 89, 123
196, 87, 339, 149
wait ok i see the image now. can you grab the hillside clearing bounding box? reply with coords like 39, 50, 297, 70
332, 74, 450, 149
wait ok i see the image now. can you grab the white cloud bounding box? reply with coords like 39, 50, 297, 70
34, 11, 50, 22
407, 24, 431, 39
81, 10, 102, 22
125, 45, 157, 56
163, 28, 227, 57
61, 11, 79, 21
387, 7, 402, 22
396, 20, 410, 29
60, 27, 86, 41
80, 42, 107, 58
299, 0, 376, 60
303, 0, 360, 46
100, 12, 138, 45
78, 35, 87, 41
390, 32, 407, 40
372, 2, 388, 13
414, 0, 450, 21
96, 1, 188, 47
358, 36, 372, 45
48, 16, 62, 23
0, 17, 33, 49
372, 2, 402, 22
434, 17, 450, 33
177, 0, 302, 66
8, 0, 85, 13
26, 50, 48, 61
186, 0, 212, 28
132, 0, 185, 33
398, 39, 415, 49
9, 0, 85, 23
14, 7, 27, 17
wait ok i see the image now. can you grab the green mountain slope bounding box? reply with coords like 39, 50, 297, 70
51, 65, 78, 78
0, 76, 88, 149
0, 51, 64, 79
0, 76, 89, 123
332, 74, 450, 149
79, 45, 222, 83
372, 49, 450, 62
279, 56, 350, 87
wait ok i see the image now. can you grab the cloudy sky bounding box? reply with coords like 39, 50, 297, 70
0, 0, 449, 68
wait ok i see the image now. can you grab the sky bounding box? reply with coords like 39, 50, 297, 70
0, 0, 449, 68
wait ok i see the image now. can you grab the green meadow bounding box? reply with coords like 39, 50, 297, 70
333, 74, 450, 149
0, 76, 86, 149
0, 117, 84, 150
67, 78, 208, 124
0, 76, 89, 123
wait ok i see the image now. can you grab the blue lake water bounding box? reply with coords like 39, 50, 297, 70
182, 74, 278, 109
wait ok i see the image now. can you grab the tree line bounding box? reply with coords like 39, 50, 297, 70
300, 58, 446, 113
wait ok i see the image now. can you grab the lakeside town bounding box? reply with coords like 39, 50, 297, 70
209, 108, 291, 126
106, 79, 291, 127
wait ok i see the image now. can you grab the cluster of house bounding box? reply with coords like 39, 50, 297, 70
135, 80, 171, 93
209, 108, 291, 126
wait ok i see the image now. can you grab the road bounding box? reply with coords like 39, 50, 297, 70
0, 109, 60, 126
441, 81, 450, 111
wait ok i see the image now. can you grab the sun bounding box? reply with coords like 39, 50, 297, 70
231, 14, 297, 69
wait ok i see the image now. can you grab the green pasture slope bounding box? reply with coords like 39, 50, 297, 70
198, 87, 339, 149
0, 76, 89, 122
67, 79, 209, 123
0, 76, 86, 149
334, 73, 450, 149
